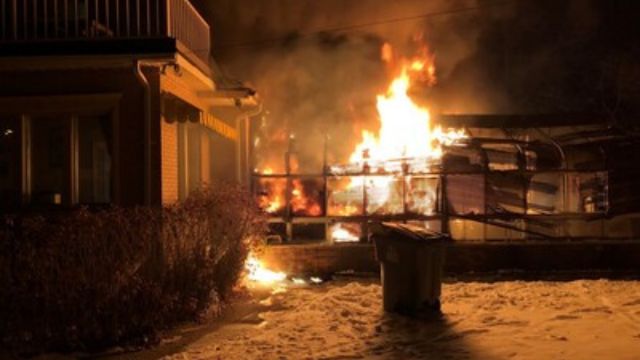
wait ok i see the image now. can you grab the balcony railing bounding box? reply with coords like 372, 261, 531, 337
0, 0, 210, 63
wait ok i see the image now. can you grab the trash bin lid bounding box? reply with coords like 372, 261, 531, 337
370, 222, 451, 244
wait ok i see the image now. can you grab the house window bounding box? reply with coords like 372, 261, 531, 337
0, 117, 21, 210
178, 123, 218, 200
2, 114, 114, 208
30, 116, 72, 206
78, 116, 112, 204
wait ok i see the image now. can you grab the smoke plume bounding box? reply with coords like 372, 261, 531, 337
190, 0, 640, 171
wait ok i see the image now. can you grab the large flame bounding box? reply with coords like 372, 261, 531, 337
256, 42, 467, 239
349, 53, 465, 167
337, 46, 465, 219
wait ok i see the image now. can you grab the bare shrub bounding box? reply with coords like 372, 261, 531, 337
0, 183, 265, 354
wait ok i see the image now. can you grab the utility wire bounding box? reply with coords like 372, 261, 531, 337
216, 0, 517, 50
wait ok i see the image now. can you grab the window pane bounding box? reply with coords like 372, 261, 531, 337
0, 117, 21, 210
447, 175, 485, 215
211, 131, 237, 182
200, 131, 211, 185
187, 125, 202, 192
31, 116, 71, 206
79, 116, 112, 204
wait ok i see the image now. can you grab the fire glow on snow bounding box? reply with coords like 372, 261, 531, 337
245, 254, 322, 287
245, 254, 286, 284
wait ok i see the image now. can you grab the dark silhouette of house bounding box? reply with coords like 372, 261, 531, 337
0, 0, 259, 210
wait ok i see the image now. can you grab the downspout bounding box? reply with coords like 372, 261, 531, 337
235, 101, 263, 185
134, 60, 152, 205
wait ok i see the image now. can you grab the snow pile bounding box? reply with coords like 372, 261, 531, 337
162, 279, 640, 360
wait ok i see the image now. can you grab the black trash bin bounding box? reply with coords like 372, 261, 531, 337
372, 222, 449, 315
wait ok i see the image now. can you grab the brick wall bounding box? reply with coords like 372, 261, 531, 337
262, 243, 378, 276
261, 242, 640, 276
161, 119, 179, 204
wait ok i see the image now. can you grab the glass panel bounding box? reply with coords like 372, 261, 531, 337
267, 223, 287, 243
407, 220, 442, 233
446, 175, 485, 215
0, 117, 21, 210
200, 132, 211, 185
605, 214, 636, 238
291, 178, 323, 217
524, 218, 563, 238
566, 145, 605, 171
527, 173, 562, 214
566, 172, 608, 213
78, 116, 112, 204
406, 176, 439, 215
566, 219, 605, 238
484, 146, 519, 171
330, 222, 361, 243
31, 116, 71, 206
487, 173, 525, 214
365, 176, 403, 215
327, 176, 363, 216
255, 177, 287, 216
211, 131, 236, 182
448, 219, 484, 241
442, 146, 483, 172
184, 124, 202, 193
292, 223, 325, 243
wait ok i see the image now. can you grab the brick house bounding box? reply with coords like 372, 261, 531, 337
0, 0, 259, 211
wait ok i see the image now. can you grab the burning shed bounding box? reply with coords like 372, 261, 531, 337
250, 44, 640, 246
245, 39, 640, 274
253, 114, 640, 244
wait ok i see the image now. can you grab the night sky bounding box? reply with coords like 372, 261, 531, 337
193, 0, 638, 111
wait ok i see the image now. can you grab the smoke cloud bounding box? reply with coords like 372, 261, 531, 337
190, 0, 640, 171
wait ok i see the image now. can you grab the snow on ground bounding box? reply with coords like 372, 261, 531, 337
160, 279, 640, 360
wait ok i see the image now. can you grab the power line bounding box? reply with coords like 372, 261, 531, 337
216, 0, 516, 50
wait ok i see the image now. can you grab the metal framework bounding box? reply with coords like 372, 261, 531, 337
252, 117, 640, 243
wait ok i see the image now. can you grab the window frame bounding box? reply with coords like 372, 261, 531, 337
0, 94, 120, 207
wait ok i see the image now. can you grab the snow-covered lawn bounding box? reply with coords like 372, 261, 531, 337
161, 279, 640, 360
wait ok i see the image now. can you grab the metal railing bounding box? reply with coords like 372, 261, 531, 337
0, 0, 210, 63
166, 0, 209, 64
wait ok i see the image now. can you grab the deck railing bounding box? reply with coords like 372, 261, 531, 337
0, 0, 210, 63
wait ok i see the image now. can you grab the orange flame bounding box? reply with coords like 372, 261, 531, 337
343, 43, 466, 214
291, 179, 322, 216
259, 42, 466, 218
